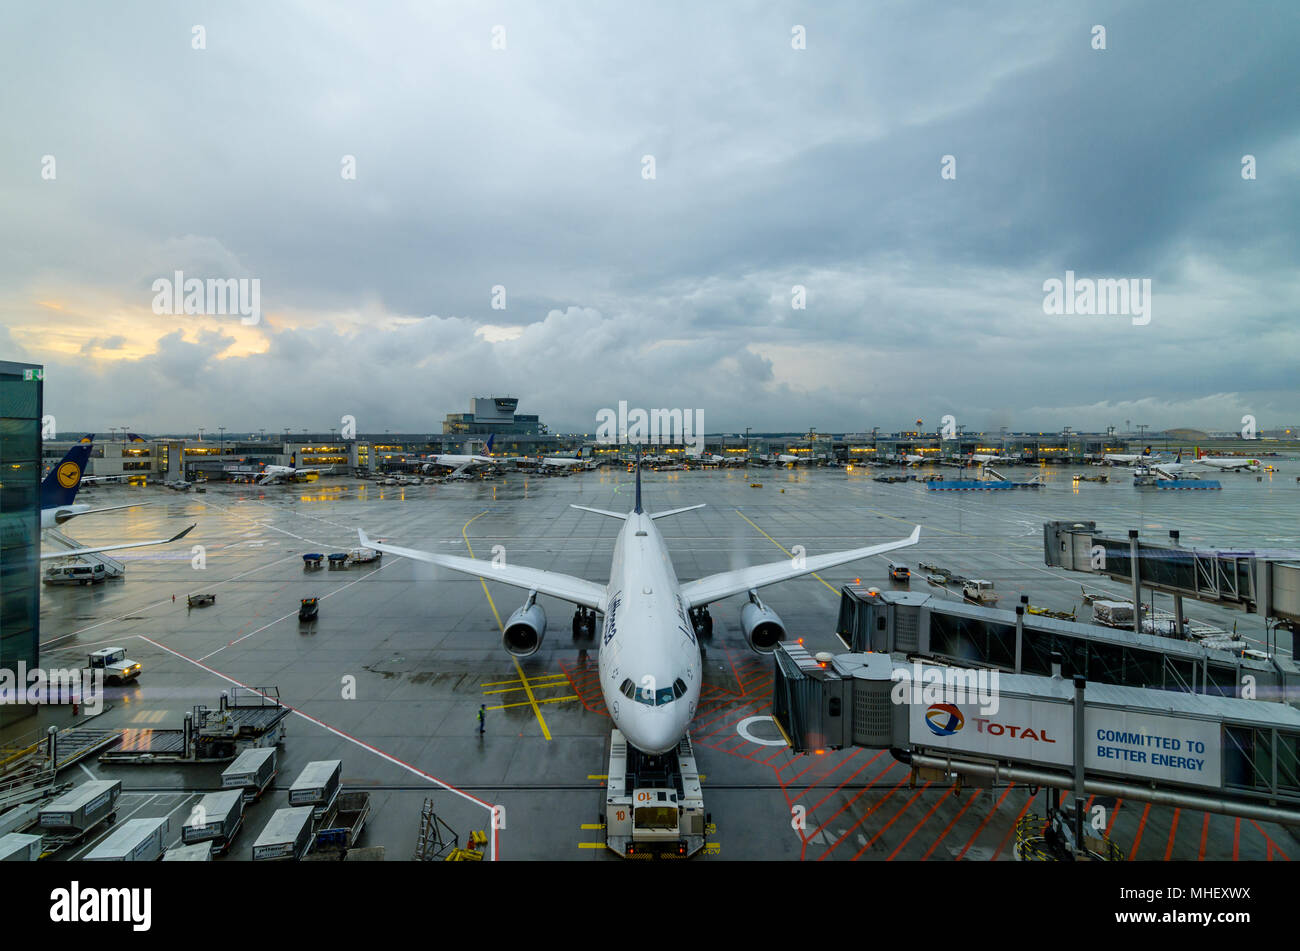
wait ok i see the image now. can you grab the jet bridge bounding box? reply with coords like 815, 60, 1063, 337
834, 586, 1299, 704
1044, 520, 1300, 633
771, 643, 1300, 825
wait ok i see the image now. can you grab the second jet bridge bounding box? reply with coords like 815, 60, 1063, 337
771, 643, 1300, 825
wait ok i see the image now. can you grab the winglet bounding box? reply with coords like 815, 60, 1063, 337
909, 525, 922, 545
171, 524, 197, 543
358, 528, 371, 548
633, 444, 643, 514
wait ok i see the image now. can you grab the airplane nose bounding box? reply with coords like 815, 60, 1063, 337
628, 716, 680, 756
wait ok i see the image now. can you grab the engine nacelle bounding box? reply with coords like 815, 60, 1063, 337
739, 593, 786, 653
503, 601, 547, 657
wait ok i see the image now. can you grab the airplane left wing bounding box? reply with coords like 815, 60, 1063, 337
678, 526, 920, 608
358, 529, 606, 611
41, 524, 197, 560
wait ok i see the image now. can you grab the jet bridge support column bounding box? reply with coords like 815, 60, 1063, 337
1128, 530, 1142, 635
1014, 604, 1025, 674
1073, 675, 1086, 846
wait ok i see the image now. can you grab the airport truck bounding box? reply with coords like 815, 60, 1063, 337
163, 842, 212, 861
87, 647, 141, 684
85, 816, 169, 861
604, 730, 706, 858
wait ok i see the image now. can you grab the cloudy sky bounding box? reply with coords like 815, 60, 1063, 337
2, 1, 1297, 436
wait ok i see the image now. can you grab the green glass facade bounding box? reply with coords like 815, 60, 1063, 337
0, 361, 43, 679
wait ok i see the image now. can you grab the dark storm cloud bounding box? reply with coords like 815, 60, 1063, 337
1, 0, 1297, 434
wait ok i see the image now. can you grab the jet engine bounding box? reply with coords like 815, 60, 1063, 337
503, 593, 546, 657
739, 590, 786, 653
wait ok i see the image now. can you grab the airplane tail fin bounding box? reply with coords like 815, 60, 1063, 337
41, 441, 94, 509
634, 444, 643, 514
486, 434, 495, 453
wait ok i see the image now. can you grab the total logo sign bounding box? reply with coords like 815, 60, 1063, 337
911, 698, 1073, 767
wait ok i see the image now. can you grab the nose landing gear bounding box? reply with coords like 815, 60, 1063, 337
572, 607, 598, 644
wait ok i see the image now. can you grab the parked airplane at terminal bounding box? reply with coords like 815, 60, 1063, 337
423, 434, 502, 478
1103, 447, 1158, 466
360, 450, 920, 755
39, 441, 195, 559
256, 452, 335, 485
1193, 448, 1262, 472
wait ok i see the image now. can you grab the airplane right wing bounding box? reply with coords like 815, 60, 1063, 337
678, 526, 920, 608
358, 529, 607, 611
41, 524, 197, 560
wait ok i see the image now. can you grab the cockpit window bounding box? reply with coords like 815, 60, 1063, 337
623, 678, 685, 706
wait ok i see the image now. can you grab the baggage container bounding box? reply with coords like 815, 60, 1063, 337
0, 832, 42, 862
289, 759, 342, 819
221, 746, 277, 802
163, 842, 212, 861
85, 816, 169, 861
251, 806, 314, 861
181, 789, 244, 850
38, 779, 122, 832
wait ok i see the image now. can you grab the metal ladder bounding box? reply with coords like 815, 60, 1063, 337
43, 528, 126, 576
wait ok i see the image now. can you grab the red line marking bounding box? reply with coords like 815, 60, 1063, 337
1249, 819, 1290, 861
886, 785, 954, 861
1164, 809, 1181, 861
804, 758, 898, 850
1198, 813, 1210, 862
922, 789, 982, 861
1128, 802, 1152, 861
802, 750, 885, 815
852, 782, 932, 861
992, 796, 1034, 861
1233, 817, 1241, 861
1105, 799, 1123, 837
819, 774, 910, 861
955, 783, 1016, 860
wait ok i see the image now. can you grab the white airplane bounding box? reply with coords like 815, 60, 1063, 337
256, 452, 336, 485
39, 441, 195, 559
898, 454, 928, 466
1145, 450, 1190, 480
359, 451, 920, 755
423, 434, 504, 478
1193, 448, 1261, 472
1103, 447, 1160, 466
969, 452, 1015, 465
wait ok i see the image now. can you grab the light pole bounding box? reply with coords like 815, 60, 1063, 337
218, 426, 226, 455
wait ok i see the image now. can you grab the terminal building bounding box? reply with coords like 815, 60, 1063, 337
0, 361, 43, 694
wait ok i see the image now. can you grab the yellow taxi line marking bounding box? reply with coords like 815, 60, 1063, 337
464, 511, 552, 741
480, 675, 569, 688
486, 696, 578, 712
578, 842, 605, 848
481, 682, 571, 696
580, 823, 604, 830
734, 509, 838, 594
587, 774, 608, 780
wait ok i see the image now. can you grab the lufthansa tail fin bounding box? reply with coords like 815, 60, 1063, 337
41, 440, 94, 509
486, 434, 495, 453
634, 445, 643, 514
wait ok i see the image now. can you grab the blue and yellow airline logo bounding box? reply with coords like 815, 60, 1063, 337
56, 461, 82, 488
925, 703, 965, 737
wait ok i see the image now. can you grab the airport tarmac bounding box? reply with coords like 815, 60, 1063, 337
18, 462, 1300, 861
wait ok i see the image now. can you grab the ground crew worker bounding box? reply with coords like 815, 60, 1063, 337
478, 704, 485, 735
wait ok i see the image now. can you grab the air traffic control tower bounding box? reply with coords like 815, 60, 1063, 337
0, 361, 44, 712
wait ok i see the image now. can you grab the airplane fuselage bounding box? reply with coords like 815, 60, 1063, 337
41, 505, 90, 529
596, 511, 701, 755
